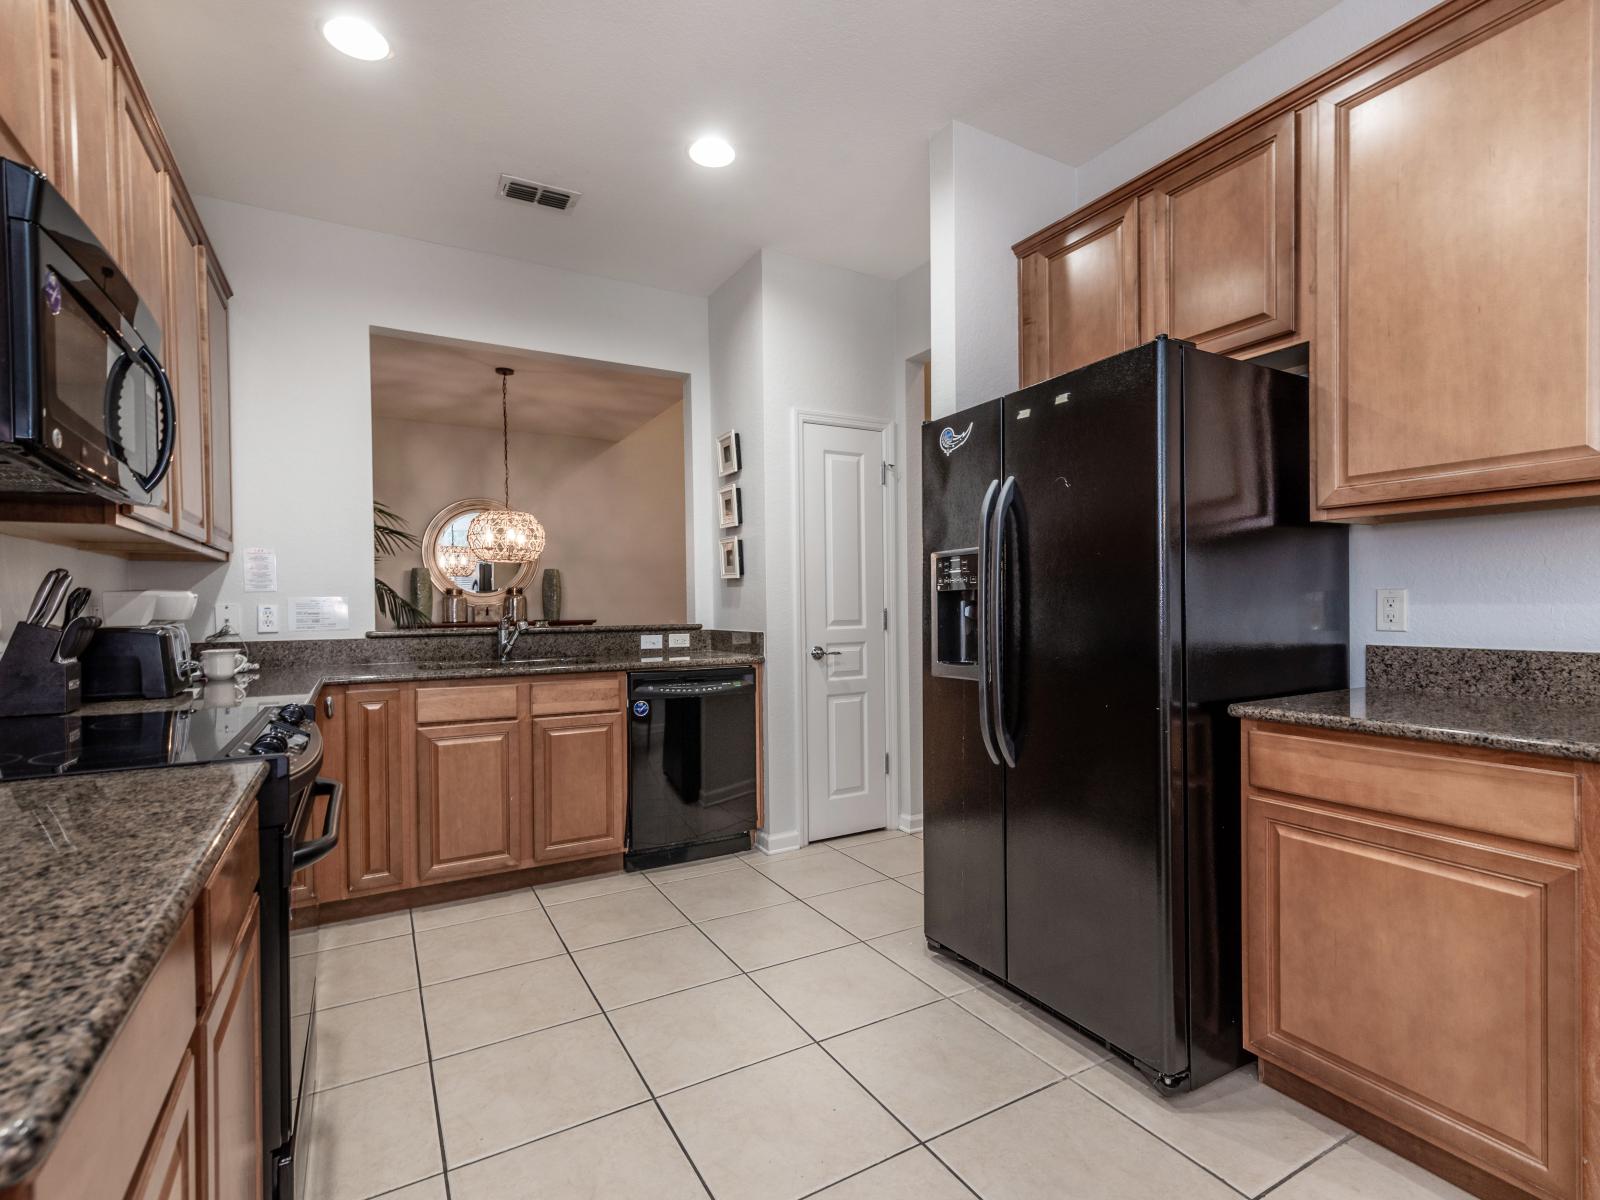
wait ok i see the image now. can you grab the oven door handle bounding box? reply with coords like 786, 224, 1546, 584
291, 778, 343, 872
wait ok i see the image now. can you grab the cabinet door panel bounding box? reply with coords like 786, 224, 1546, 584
115, 73, 166, 323
0, 0, 52, 171
416, 720, 521, 882
204, 261, 233, 550
53, 0, 117, 254
1019, 196, 1139, 385
1245, 793, 1579, 1198
531, 711, 626, 863
1148, 110, 1296, 354
203, 902, 261, 1200
168, 196, 207, 540
345, 686, 412, 894
126, 1048, 201, 1200
1315, 0, 1599, 511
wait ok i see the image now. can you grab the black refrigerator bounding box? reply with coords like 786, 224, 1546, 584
922, 337, 1348, 1091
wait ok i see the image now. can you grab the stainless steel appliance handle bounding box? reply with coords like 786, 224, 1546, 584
990, 475, 1018, 768
291, 778, 344, 872
975, 479, 1001, 766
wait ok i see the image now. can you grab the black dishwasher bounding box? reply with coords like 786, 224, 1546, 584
626, 668, 757, 870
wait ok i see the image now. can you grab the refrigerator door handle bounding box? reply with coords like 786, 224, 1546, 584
975, 478, 1001, 767
990, 475, 1018, 768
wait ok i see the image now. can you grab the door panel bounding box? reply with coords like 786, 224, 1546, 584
1001, 343, 1184, 1073
204, 902, 262, 1200
344, 686, 412, 894
1148, 110, 1297, 354
204, 262, 233, 551
1315, 0, 1599, 509
114, 73, 166, 323
0, 0, 51, 171
802, 421, 889, 841
126, 1049, 200, 1200
1019, 197, 1140, 385
168, 196, 207, 540
416, 720, 521, 882
1246, 792, 1579, 1199
54, 0, 118, 254
921, 402, 1006, 978
531, 711, 626, 862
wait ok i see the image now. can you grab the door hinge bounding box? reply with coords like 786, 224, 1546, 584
880, 461, 896, 485
882, 607, 888, 631
885, 752, 891, 775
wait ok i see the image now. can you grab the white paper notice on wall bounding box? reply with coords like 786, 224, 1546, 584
243, 548, 278, 593
288, 596, 349, 632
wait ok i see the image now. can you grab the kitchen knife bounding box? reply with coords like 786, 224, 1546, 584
62, 587, 91, 624
54, 615, 100, 663
23, 569, 67, 625
37, 570, 73, 627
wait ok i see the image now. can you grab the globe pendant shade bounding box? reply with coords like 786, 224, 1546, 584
467, 507, 546, 564
436, 543, 477, 578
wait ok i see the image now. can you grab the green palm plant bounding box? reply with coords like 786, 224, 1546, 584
374, 500, 431, 629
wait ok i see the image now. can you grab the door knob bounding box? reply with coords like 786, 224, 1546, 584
810, 645, 841, 660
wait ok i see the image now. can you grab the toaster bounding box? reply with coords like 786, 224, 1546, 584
79, 624, 200, 700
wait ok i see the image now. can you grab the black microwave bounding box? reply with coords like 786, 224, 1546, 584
0, 158, 174, 505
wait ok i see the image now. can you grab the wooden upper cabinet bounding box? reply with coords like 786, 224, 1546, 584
1245, 790, 1580, 1199
343, 685, 413, 894
204, 260, 234, 552
52, 0, 118, 255
1145, 110, 1298, 355
1314, 0, 1599, 514
416, 719, 523, 882
0, 0, 52, 171
1018, 196, 1140, 386
530, 710, 627, 863
114, 70, 166, 327
167, 196, 208, 541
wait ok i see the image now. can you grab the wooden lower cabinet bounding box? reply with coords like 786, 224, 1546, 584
202, 902, 261, 1200
1242, 721, 1593, 1200
531, 710, 627, 863
126, 1049, 201, 1200
342, 685, 413, 895
416, 719, 523, 882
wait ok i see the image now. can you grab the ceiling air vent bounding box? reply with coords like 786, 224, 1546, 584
497, 174, 581, 212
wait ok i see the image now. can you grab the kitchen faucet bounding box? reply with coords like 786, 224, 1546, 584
497, 613, 529, 663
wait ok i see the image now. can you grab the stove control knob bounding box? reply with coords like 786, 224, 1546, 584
277, 704, 311, 726
252, 731, 290, 755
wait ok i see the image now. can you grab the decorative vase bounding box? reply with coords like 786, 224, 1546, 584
406, 567, 436, 623
541, 568, 562, 622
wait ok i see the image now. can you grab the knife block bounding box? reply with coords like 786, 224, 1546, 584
0, 622, 81, 716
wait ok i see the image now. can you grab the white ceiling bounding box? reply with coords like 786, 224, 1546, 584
109, 0, 1339, 296
370, 331, 684, 442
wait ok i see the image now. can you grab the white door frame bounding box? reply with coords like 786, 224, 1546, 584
791, 408, 901, 846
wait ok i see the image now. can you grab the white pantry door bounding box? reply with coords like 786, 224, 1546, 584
801, 418, 890, 841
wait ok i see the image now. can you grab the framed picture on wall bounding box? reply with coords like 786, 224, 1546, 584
716, 430, 742, 477
718, 484, 743, 528
720, 536, 744, 579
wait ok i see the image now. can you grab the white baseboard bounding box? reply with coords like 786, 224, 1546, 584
897, 811, 923, 834
755, 827, 803, 855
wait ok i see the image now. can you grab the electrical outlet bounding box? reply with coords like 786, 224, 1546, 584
214, 602, 241, 638
256, 604, 281, 635
1376, 588, 1408, 632
640, 633, 663, 650
668, 632, 690, 648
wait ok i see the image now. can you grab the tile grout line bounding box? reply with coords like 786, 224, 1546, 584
1251, 1130, 1358, 1198
405, 914, 456, 1200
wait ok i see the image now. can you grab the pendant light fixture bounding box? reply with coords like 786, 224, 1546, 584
436, 542, 477, 578
467, 367, 546, 563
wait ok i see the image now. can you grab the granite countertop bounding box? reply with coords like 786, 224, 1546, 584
0, 761, 267, 1187
253, 649, 765, 702
1228, 688, 1600, 762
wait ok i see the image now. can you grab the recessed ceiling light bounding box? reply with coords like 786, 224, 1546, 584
322, 15, 391, 60
688, 136, 736, 169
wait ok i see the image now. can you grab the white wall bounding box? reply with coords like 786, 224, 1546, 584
892, 263, 931, 832
928, 123, 1077, 418
0, 536, 129, 650
129, 198, 715, 637
707, 254, 766, 634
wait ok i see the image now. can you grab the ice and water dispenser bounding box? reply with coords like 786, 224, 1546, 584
931, 549, 979, 680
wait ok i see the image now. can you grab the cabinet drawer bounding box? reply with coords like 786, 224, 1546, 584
200, 806, 259, 1004
416, 683, 519, 724
527, 673, 625, 717
1246, 727, 1579, 849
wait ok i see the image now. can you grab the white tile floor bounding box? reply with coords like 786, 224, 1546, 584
295, 830, 1473, 1200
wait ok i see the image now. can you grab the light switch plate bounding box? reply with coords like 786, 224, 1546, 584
640, 633, 663, 650
668, 632, 690, 648
257, 604, 281, 635
1376, 588, 1408, 632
